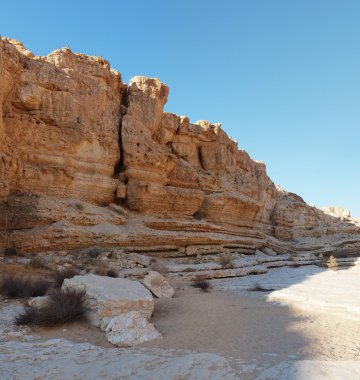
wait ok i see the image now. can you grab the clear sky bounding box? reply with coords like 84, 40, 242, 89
2, 1, 359, 216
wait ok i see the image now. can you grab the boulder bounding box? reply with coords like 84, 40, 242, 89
143, 271, 174, 299
62, 274, 161, 346
62, 274, 154, 325
62, 274, 162, 346
105, 311, 162, 346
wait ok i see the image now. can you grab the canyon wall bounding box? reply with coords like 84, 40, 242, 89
1, 38, 359, 259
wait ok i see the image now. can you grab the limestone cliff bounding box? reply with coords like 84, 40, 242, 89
1, 38, 359, 266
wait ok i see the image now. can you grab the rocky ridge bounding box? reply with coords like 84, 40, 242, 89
1, 37, 360, 277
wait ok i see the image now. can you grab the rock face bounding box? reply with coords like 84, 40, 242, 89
1, 37, 360, 265
0, 38, 125, 204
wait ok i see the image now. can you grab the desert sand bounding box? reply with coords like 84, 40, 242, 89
1, 265, 360, 379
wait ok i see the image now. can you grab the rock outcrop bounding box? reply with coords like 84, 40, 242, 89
1, 37, 360, 272
0, 38, 125, 204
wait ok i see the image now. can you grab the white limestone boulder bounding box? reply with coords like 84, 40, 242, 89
143, 271, 174, 298
105, 311, 162, 346
62, 274, 154, 326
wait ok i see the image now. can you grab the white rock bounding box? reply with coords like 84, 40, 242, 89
62, 274, 154, 325
0, 338, 236, 379
105, 311, 162, 346
143, 271, 174, 298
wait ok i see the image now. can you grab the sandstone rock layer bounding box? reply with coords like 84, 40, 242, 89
1, 37, 359, 264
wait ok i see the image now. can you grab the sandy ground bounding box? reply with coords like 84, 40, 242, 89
145, 276, 360, 376
2, 266, 360, 379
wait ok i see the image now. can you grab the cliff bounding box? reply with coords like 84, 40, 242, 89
1, 38, 359, 270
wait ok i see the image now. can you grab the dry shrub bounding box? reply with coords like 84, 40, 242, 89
0, 274, 52, 298
84, 247, 102, 259
106, 268, 118, 278
53, 268, 78, 288
74, 202, 84, 211
192, 276, 211, 292
15, 288, 88, 326
248, 283, 275, 292
4, 248, 18, 257
29, 257, 48, 270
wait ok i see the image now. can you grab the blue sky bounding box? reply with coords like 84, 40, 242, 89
2, 1, 359, 216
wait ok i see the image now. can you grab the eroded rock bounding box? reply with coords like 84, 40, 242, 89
105, 311, 162, 346
143, 271, 174, 298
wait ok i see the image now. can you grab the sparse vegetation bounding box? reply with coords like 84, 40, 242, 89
192, 277, 211, 292
0, 274, 52, 298
4, 247, 18, 257
15, 288, 88, 326
248, 283, 274, 292
85, 247, 102, 259
327, 255, 338, 271
29, 257, 48, 270
74, 202, 84, 211
53, 268, 78, 288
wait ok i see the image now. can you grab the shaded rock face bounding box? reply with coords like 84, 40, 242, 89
0, 37, 359, 258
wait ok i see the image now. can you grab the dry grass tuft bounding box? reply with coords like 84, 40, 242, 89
15, 288, 88, 326
192, 277, 211, 292
53, 268, 78, 288
29, 257, 48, 270
0, 273, 52, 298
4, 248, 18, 257
84, 247, 102, 259
74, 202, 84, 211
248, 283, 275, 292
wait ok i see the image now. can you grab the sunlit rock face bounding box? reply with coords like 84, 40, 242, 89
1, 37, 359, 257
0, 38, 125, 204
122, 76, 278, 230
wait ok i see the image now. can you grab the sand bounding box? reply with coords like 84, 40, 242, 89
145, 274, 360, 377
1, 266, 360, 379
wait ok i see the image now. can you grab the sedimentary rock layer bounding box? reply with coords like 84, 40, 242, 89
1, 37, 359, 259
